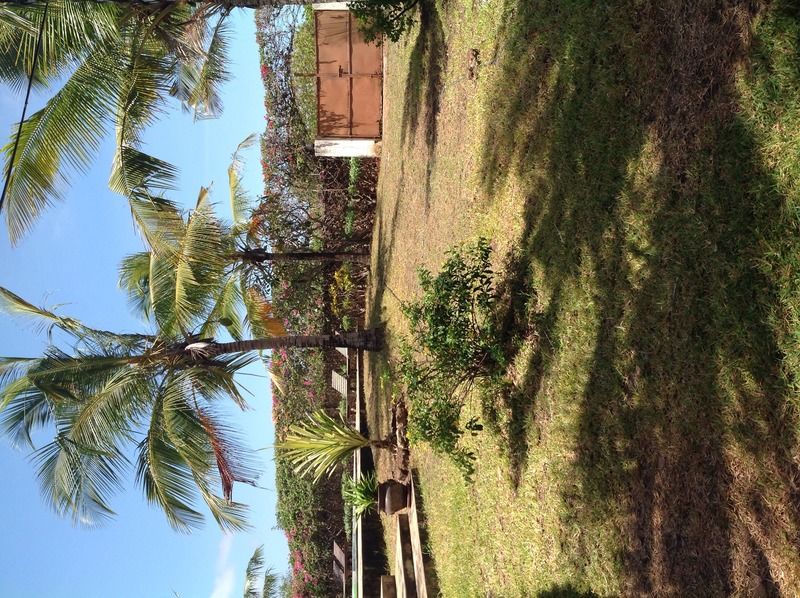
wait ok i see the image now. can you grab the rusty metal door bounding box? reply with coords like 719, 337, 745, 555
315, 11, 382, 139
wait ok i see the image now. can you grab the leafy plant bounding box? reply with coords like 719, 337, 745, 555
399, 238, 501, 481
276, 410, 390, 482
402, 237, 504, 377
342, 471, 379, 517
350, 0, 420, 42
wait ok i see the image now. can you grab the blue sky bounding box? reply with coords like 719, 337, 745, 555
0, 10, 289, 597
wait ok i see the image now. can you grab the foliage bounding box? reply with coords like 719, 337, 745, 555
340, 471, 354, 541
0, 1, 233, 242
276, 410, 371, 482
350, 0, 420, 42
403, 237, 504, 376
275, 458, 333, 597
342, 471, 379, 517
243, 545, 282, 598
330, 264, 355, 330
255, 11, 378, 594
399, 238, 502, 481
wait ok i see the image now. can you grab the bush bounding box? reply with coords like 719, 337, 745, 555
398, 238, 502, 481
342, 471, 379, 517
350, 0, 420, 42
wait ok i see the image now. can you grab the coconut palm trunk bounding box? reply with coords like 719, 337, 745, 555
233, 248, 370, 266
0, 1, 332, 6
194, 328, 383, 355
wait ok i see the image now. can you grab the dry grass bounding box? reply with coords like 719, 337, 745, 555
365, 0, 800, 595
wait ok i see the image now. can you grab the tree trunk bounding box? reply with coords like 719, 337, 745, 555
0, 1, 333, 7
234, 247, 371, 266
207, 327, 383, 354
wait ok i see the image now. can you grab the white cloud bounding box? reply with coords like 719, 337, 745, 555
209, 534, 236, 598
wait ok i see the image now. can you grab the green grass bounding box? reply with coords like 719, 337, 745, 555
367, 0, 800, 595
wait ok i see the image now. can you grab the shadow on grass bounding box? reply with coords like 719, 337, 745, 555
478, 0, 800, 593
399, 0, 447, 205
400, 0, 447, 151
485, 249, 563, 489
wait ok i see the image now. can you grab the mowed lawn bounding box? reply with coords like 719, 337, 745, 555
365, 0, 800, 595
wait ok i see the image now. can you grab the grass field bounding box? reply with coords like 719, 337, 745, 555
365, 0, 800, 595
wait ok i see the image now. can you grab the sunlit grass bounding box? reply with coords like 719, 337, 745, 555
369, 0, 800, 595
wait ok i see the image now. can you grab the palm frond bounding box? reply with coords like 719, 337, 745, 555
267, 367, 286, 397
128, 195, 184, 256
0, 356, 36, 390
276, 410, 370, 482
343, 471, 379, 517
262, 568, 280, 598
136, 390, 205, 532
0, 376, 52, 449
157, 382, 250, 532
243, 545, 264, 598
200, 275, 244, 341
109, 146, 178, 203
0, 286, 95, 341
1, 45, 118, 243
170, 188, 226, 334
0, 287, 153, 350
185, 357, 254, 409
228, 133, 257, 228
186, 13, 231, 120
0, 1, 119, 89
242, 287, 286, 339
108, 31, 178, 202
33, 431, 127, 527
67, 367, 150, 450
119, 251, 154, 319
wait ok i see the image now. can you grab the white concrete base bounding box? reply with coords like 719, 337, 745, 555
312, 2, 350, 10
315, 138, 381, 158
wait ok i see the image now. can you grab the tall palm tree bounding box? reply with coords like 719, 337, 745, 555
117, 135, 368, 343
0, 281, 382, 530
0, 0, 234, 242
0, 153, 381, 531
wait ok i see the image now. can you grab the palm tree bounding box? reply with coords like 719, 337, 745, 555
276, 410, 392, 482
0, 282, 382, 530
0, 0, 234, 242
243, 545, 282, 598
117, 135, 368, 342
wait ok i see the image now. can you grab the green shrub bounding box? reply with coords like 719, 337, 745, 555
350, 0, 420, 42
402, 237, 504, 377
399, 238, 501, 481
342, 471, 379, 517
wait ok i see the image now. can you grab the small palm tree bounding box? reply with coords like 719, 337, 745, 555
343, 471, 379, 517
276, 410, 392, 482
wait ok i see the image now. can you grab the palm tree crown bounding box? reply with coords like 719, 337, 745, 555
0, 140, 382, 530
0, 0, 233, 242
